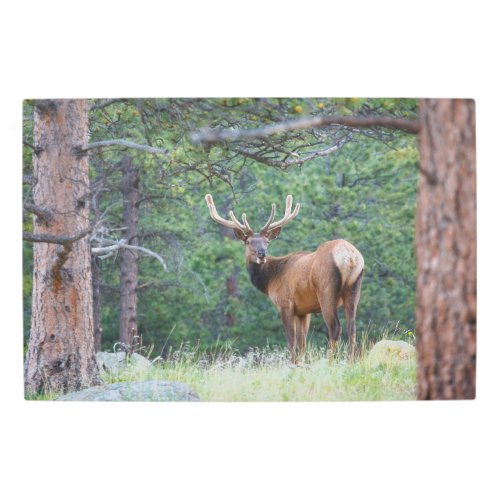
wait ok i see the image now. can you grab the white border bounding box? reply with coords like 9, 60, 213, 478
2, 1, 499, 499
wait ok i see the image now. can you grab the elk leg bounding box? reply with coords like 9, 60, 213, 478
296, 314, 311, 362
280, 307, 298, 364
319, 295, 341, 362
343, 272, 363, 361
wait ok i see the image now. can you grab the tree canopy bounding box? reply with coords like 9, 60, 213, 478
23, 98, 419, 356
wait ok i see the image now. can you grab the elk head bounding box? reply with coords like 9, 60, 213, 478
205, 194, 300, 265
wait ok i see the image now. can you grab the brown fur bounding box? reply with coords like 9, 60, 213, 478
246, 239, 364, 362
204, 194, 363, 363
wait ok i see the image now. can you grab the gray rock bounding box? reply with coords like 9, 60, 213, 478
57, 380, 201, 402
95, 351, 152, 375
367, 340, 416, 367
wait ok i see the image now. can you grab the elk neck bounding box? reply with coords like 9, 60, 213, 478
246, 254, 298, 295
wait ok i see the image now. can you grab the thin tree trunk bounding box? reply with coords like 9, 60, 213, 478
91, 256, 103, 352
219, 225, 240, 327
119, 156, 140, 350
91, 170, 104, 353
416, 98, 476, 399
225, 271, 240, 327
24, 99, 100, 394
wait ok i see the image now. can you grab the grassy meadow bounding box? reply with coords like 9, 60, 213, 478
29, 332, 417, 402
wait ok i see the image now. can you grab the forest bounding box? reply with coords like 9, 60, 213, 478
22, 97, 475, 401
23, 98, 418, 354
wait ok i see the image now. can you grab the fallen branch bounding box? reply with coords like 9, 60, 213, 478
190, 114, 420, 145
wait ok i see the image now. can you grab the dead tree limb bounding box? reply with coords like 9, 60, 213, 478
77, 139, 170, 156
91, 238, 168, 271
190, 115, 420, 145
23, 202, 53, 223
23, 228, 91, 244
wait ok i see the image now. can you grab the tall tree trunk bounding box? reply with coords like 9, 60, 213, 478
24, 99, 100, 394
119, 156, 140, 349
416, 98, 476, 399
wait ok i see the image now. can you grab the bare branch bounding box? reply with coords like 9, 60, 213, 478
23, 141, 42, 154
190, 114, 420, 145
23, 228, 91, 244
77, 139, 170, 156
91, 238, 168, 271
23, 202, 53, 223
235, 141, 344, 169
90, 98, 128, 111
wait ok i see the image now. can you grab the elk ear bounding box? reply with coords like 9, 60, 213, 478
264, 226, 281, 241
233, 228, 247, 241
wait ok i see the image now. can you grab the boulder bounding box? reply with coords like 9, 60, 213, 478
95, 351, 151, 375
57, 380, 201, 402
367, 340, 416, 367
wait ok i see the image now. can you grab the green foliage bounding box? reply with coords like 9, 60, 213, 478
22, 98, 418, 357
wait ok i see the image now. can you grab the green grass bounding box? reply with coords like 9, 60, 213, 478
26, 333, 417, 401
99, 340, 416, 402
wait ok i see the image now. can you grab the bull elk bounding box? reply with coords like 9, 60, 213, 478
205, 194, 364, 363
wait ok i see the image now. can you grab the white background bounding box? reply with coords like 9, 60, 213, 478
1, 1, 498, 499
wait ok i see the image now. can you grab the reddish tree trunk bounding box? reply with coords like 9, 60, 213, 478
416, 99, 476, 399
119, 156, 140, 349
24, 99, 100, 394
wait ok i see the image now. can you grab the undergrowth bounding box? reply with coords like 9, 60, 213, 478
26, 327, 417, 401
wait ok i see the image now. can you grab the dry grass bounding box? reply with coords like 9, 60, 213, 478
100, 340, 417, 402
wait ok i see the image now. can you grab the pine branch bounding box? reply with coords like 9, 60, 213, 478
236, 142, 344, 168
90, 98, 128, 111
190, 114, 420, 145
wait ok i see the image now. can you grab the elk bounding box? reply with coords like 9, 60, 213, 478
205, 194, 364, 363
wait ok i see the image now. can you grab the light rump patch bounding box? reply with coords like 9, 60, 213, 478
332, 240, 365, 288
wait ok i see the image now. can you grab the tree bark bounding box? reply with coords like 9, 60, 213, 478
24, 99, 100, 394
416, 99, 476, 399
119, 156, 140, 349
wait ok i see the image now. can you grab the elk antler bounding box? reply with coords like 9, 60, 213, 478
205, 194, 254, 234
261, 195, 300, 233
